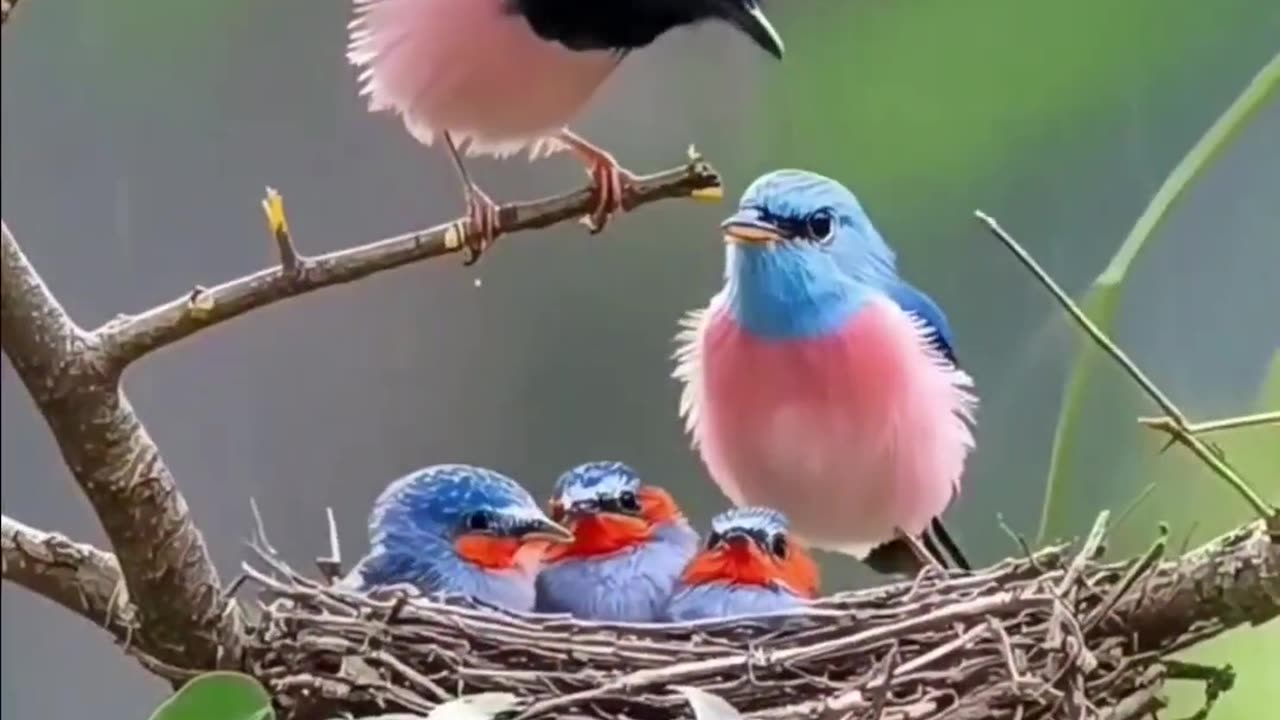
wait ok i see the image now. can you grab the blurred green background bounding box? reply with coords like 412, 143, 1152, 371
2, 1, 1277, 717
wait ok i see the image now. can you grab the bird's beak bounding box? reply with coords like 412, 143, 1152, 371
722, 212, 784, 245
517, 517, 575, 543
565, 500, 600, 518
721, 1, 785, 60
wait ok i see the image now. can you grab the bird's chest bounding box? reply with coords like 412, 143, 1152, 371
364, 0, 620, 144
537, 540, 688, 621
700, 311, 899, 481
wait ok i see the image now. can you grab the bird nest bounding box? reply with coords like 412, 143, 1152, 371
240, 517, 1275, 720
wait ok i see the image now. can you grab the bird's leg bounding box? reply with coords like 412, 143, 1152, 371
443, 131, 501, 265
557, 129, 639, 234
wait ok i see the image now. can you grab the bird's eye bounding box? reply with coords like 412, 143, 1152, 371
806, 209, 835, 243
770, 534, 789, 558
617, 491, 640, 512
705, 531, 722, 549
466, 512, 491, 532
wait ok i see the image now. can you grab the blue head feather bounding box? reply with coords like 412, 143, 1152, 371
367, 464, 551, 549
346, 464, 566, 611
720, 169, 896, 339
710, 506, 790, 539
722, 169, 957, 358
551, 460, 642, 506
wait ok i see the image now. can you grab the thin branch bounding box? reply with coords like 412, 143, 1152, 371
1, 221, 238, 670
973, 210, 1276, 522
95, 159, 722, 370
1140, 410, 1280, 436
1, 514, 134, 638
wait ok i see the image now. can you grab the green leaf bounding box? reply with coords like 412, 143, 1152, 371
147, 672, 273, 720
1036, 50, 1280, 543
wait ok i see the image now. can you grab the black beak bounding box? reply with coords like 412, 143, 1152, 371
721, 1, 785, 60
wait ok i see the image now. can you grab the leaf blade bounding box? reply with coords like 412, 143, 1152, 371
1036, 50, 1280, 542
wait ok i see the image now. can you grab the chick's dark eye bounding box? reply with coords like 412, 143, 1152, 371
806, 210, 834, 242
770, 535, 789, 558
466, 512, 490, 532
618, 491, 640, 511
706, 531, 722, 549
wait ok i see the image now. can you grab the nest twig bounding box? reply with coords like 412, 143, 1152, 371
233, 515, 1277, 720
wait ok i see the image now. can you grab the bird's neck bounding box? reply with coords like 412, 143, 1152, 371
545, 515, 694, 562
682, 544, 819, 598
724, 247, 869, 340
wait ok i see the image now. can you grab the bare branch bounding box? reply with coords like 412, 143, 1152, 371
95, 160, 721, 370
1140, 410, 1280, 436
1, 221, 238, 670
1, 514, 134, 638
973, 210, 1277, 522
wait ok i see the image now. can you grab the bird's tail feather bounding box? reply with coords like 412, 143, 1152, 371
862, 518, 970, 576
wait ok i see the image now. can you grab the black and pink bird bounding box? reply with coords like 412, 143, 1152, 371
347, 0, 785, 260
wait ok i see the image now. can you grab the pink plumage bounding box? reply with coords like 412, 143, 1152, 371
348, 0, 620, 157
675, 294, 977, 558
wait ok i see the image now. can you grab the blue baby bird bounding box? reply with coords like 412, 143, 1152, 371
535, 461, 699, 622
665, 507, 819, 622
339, 463, 572, 612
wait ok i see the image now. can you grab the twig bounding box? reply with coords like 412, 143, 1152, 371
1111, 483, 1158, 534
249, 497, 278, 556
317, 507, 344, 583
1165, 660, 1235, 720
974, 211, 1275, 522
261, 186, 303, 275
94, 159, 721, 370
1, 514, 136, 640
1140, 410, 1280, 436
1083, 525, 1168, 632
865, 643, 899, 720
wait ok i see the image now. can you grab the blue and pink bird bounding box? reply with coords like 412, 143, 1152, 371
674, 169, 977, 575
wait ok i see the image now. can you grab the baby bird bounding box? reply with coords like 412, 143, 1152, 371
665, 507, 818, 622
339, 463, 571, 612
535, 461, 698, 621
347, 0, 784, 259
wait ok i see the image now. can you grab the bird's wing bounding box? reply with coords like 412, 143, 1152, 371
347, 548, 447, 593
886, 282, 958, 366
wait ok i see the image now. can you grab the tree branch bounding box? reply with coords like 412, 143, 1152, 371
1, 514, 134, 639
1, 221, 239, 671
95, 159, 721, 370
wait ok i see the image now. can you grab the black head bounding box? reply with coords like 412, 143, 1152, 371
508, 0, 784, 59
